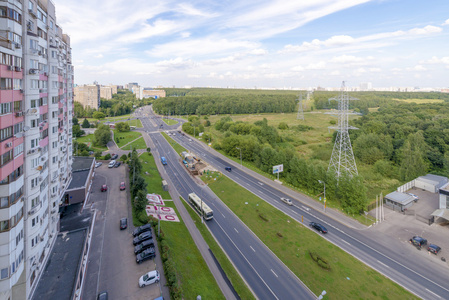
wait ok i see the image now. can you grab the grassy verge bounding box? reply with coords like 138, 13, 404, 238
157, 201, 225, 299
181, 197, 255, 300
126, 119, 143, 128
121, 137, 147, 150
75, 134, 107, 152
161, 132, 187, 157
162, 118, 178, 125
203, 175, 417, 300
113, 130, 142, 147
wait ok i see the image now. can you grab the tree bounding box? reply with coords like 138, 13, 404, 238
92, 111, 106, 119
82, 119, 90, 128
94, 124, 111, 147
72, 125, 85, 138
116, 122, 130, 132
72, 117, 79, 126
94, 151, 102, 159
278, 122, 289, 130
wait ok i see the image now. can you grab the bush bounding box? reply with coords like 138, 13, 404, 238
259, 213, 269, 222
120, 154, 128, 161
104, 153, 111, 160
309, 250, 331, 270
278, 122, 289, 130
329, 120, 336, 125
94, 151, 102, 158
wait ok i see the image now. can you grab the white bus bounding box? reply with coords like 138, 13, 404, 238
188, 193, 213, 220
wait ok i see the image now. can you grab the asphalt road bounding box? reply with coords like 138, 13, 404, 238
166, 124, 449, 300
136, 106, 316, 300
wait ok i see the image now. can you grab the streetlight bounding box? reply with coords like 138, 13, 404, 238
236, 147, 242, 168
318, 180, 326, 212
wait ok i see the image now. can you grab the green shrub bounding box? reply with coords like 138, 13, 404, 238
104, 153, 111, 160
259, 213, 269, 222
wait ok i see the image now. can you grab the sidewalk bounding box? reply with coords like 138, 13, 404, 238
143, 132, 239, 300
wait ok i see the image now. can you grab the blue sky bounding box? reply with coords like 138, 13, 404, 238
54, 0, 449, 89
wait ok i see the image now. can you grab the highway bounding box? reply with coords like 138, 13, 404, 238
137, 106, 449, 300
135, 108, 316, 299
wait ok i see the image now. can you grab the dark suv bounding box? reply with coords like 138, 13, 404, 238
427, 244, 441, 255
134, 239, 155, 254
409, 236, 427, 248
309, 222, 328, 234
133, 231, 153, 245
133, 224, 152, 237
136, 247, 156, 264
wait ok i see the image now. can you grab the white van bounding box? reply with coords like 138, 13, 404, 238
108, 160, 116, 168
280, 197, 293, 206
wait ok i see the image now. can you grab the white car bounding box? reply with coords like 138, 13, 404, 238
139, 270, 160, 288
407, 193, 419, 202
108, 160, 116, 168
95, 162, 102, 168
280, 197, 293, 206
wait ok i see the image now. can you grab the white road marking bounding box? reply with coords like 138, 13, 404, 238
258, 182, 264, 186
222, 213, 225, 218
301, 205, 310, 211
234, 228, 239, 233
271, 269, 278, 278
426, 289, 441, 298
342, 239, 351, 246
377, 260, 390, 269
250, 246, 255, 252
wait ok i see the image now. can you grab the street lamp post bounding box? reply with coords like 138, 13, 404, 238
318, 180, 326, 212
236, 147, 242, 168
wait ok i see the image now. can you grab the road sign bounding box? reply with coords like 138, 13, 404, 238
273, 164, 284, 174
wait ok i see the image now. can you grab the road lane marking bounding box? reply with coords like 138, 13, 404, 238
271, 269, 278, 278
341, 239, 351, 246
250, 246, 255, 252
258, 182, 264, 185
234, 228, 239, 233
301, 206, 310, 211
222, 213, 225, 218
377, 260, 390, 269
426, 289, 441, 298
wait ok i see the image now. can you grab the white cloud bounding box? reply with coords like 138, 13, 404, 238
330, 55, 363, 63
94, 54, 103, 58
443, 19, 449, 26
305, 61, 326, 70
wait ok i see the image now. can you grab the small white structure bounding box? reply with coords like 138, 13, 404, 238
384, 191, 415, 212
414, 174, 448, 193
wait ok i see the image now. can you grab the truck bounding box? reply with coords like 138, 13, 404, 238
161, 157, 167, 165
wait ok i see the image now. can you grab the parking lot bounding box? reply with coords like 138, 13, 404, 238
82, 161, 165, 300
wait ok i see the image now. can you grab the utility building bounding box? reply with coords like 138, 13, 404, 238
414, 174, 448, 193
384, 192, 415, 212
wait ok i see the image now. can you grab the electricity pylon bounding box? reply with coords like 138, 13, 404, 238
327, 82, 359, 179
296, 93, 304, 120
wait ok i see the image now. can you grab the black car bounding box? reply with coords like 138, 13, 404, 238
133, 224, 152, 237
309, 222, 328, 234
225, 166, 232, 172
134, 239, 155, 254
114, 162, 121, 168
133, 231, 153, 245
97, 291, 108, 300
111, 154, 118, 160
427, 244, 441, 255
409, 236, 427, 248
136, 247, 156, 264
120, 218, 127, 230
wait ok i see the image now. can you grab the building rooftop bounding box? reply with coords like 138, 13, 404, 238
67, 169, 90, 190
417, 174, 448, 189
73, 156, 94, 171
385, 191, 415, 205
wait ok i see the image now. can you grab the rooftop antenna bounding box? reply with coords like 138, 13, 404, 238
327, 81, 359, 180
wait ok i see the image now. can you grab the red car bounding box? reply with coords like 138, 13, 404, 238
101, 185, 108, 192
120, 182, 125, 191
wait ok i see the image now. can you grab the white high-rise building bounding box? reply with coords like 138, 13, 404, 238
0, 1, 73, 299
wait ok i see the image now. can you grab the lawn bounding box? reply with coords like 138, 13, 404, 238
113, 130, 142, 147
161, 132, 187, 157
162, 118, 178, 125
139, 152, 171, 200
120, 137, 147, 150
203, 175, 417, 300
159, 201, 225, 300
181, 198, 255, 300
75, 134, 108, 152
126, 118, 143, 128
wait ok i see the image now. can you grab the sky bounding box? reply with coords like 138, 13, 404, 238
53, 0, 449, 89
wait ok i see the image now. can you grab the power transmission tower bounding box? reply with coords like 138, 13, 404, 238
327, 82, 359, 179
296, 93, 304, 120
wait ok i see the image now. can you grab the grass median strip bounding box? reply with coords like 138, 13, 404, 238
181, 197, 255, 300
156, 200, 225, 299
162, 118, 178, 125
203, 175, 417, 300
161, 132, 187, 157
121, 137, 147, 150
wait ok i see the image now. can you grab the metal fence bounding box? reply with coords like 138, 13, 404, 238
416, 214, 435, 226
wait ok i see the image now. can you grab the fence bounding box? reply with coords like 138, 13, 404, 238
416, 214, 435, 226
397, 180, 415, 193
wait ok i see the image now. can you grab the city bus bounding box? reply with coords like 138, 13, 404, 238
188, 193, 213, 220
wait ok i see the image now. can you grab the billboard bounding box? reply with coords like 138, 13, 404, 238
273, 164, 284, 174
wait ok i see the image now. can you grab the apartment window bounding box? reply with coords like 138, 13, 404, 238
30, 139, 39, 149
51, 51, 57, 58
0, 220, 9, 231
52, 126, 57, 133
52, 156, 57, 163
13, 101, 22, 112
30, 79, 38, 89
30, 99, 37, 108
1, 150, 12, 166
0, 78, 12, 90
0, 197, 8, 208
31, 119, 38, 128
13, 79, 22, 90
31, 177, 38, 188
13, 122, 23, 134
30, 59, 38, 69
32, 216, 39, 227
52, 141, 57, 149
30, 39, 38, 51
31, 158, 38, 169
7, 32, 22, 45
52, 66, 57, 74
0, 102, 11, 115
39, 97, 47, 106
0, 166, 23, 185
0, 268, 7, 280
14, 143, 23, 157
0, 127, 12, 141
50, 20, 53, 29
52, 81, 58, 89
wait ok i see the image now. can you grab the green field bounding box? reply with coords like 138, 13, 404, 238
121, 137, 147, 150
162, 118, 178, 125
75, 134, 108, 152
126, 118, 143, 128
181, 198, 255, 300
159, 201, 225, 300
161, 132, 187, 157
113, 130, 142, 147
203, 175, 416, 300
140, 152, 171, 200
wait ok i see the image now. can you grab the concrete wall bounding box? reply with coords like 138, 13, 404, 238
415, 179, 437, 193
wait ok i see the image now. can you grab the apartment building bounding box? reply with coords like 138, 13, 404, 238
74, 84, 99, 109
142, 88, 165, 99
99, 86, 112, 100
0, 1, 73, 299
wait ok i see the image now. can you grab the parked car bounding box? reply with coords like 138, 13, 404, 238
134, 239, 155, 254
95, 162, 102, 168
114, 162, 121, 168
133, 231, 153, 245
407, 193, 419, 202
427, 244, 441, 255
138, 270, 160, 287
280, 197, 293, 206
97, 291, 108, 300
101, 185, 107, 192
309, 222, 328, 233
120, 218, 127, 230
133, 224, 152, 237
120, 182, 125, 190
136, 247, 156, 264
409, 236, 427, 248
111, 154, 118, 160
108, 160, 116, 168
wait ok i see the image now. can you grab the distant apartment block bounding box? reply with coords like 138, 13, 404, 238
74, 84, 100, 109
142, 88, 166, 99
0, 0, 74, 299
359, 82, 372, 91
100, 86, 112, 100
